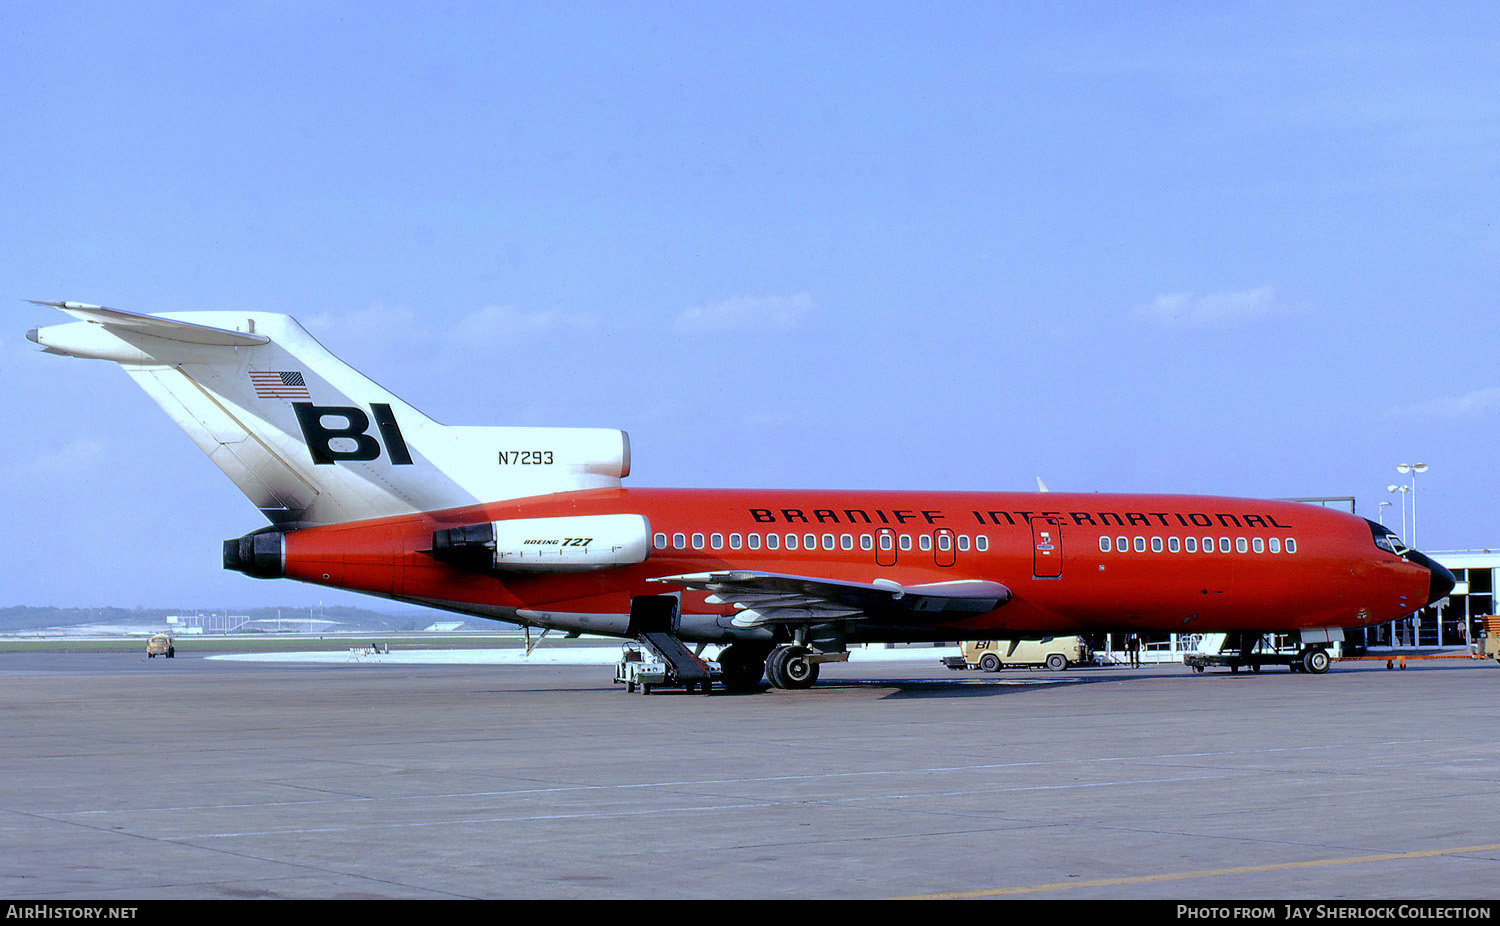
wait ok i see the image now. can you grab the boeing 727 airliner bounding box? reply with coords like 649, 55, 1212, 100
26, 302, 1454, 690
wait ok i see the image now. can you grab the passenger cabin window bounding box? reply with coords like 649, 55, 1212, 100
1168, 537, 1180, 553
1286, 538, 1298, 553
730, 533, 743, 550
861, 535, 874, 551
919, 535, 932, 552
1252, 537, 1264, 553
711, 533, 724, 550
958, 535, 970, 552
1235, 537, 1247, 554
766, 533, 780, 550
1269, 538, 1280, 553
899, 535, 912, 551
785, 534, 798, 550
654, 532, 667, 550
976, 535, 988, 552
1203, 538, 1214, 553
1185, 537, 1197, 553
748, 534, 761, 550
692, 533, 705, 550
673, 532, 686, 549
1100, 536, 1112, 552
1151, 537, 1163, 553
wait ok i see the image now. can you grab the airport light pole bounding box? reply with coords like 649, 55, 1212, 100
1378, 500, 1392, 527
1396, 463, 1427, 549
1386, 484, 1410, 545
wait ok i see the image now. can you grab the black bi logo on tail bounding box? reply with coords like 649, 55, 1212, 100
293, 403, 413, 465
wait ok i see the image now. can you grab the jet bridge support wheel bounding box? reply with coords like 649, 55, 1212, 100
766, 645, 819, 690
1301, 647, 1331, 674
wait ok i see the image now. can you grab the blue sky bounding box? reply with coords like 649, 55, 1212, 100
2, 2, 1496, 608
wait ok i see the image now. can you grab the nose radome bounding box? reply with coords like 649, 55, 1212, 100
1426, 555, 1456, 606
1405, 549, 1456, 606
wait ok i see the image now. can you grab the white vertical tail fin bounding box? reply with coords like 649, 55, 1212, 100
27, 302, 630, 527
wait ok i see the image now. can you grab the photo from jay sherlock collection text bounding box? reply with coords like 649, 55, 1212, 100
1177, 906, 1493, 921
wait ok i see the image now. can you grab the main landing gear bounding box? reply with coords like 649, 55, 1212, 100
766, 643, 849, 690
624, 596, 848, 693
716, 643, 772, 693
713, 642, 849, 692
766, 645, 819, 690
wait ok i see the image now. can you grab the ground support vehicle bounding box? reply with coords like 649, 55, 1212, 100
612, 595, 721, 694
1481, 616, 1500, 663
145, 634, 174, 658
1184, 632, 1332, 674
942, 637, 1088, 672
614, 641, 720, 695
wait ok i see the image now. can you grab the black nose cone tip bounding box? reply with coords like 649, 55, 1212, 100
1427, 557, 1456, 606
1401, 549, 1455, 607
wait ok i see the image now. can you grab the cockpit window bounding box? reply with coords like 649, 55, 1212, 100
1366, 519, 1408, 556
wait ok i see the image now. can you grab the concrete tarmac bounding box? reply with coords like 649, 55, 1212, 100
2, 650, 1497, 900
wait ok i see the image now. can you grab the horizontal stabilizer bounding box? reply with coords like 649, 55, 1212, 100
28, 301, 269, 349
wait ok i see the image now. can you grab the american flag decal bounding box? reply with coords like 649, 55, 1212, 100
250, 370, 311, 400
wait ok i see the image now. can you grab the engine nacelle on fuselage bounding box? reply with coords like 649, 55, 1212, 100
431, 513, 652, 573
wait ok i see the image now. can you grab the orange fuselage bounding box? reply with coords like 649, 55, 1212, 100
275, 489, 1432, 643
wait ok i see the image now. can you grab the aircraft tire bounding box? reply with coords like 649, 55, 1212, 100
719, 644, 770, 692
1302, 648, 1331, 674
766, 645, 819, 690
765, 646, 792, 688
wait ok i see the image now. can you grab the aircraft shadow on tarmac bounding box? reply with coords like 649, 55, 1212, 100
594, 672, 1109, 699
846, 674, 1097, 699
474, 662, 1429, 699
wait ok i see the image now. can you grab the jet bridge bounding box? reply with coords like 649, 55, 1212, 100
1183, 632, 1335, 674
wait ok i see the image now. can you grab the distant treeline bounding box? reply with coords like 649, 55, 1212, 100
0, 605, 458, 633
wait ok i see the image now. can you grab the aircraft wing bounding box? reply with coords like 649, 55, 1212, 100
648, 570, 1010, 628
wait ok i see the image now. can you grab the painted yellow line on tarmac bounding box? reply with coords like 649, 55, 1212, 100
896, 843, 1500, 899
